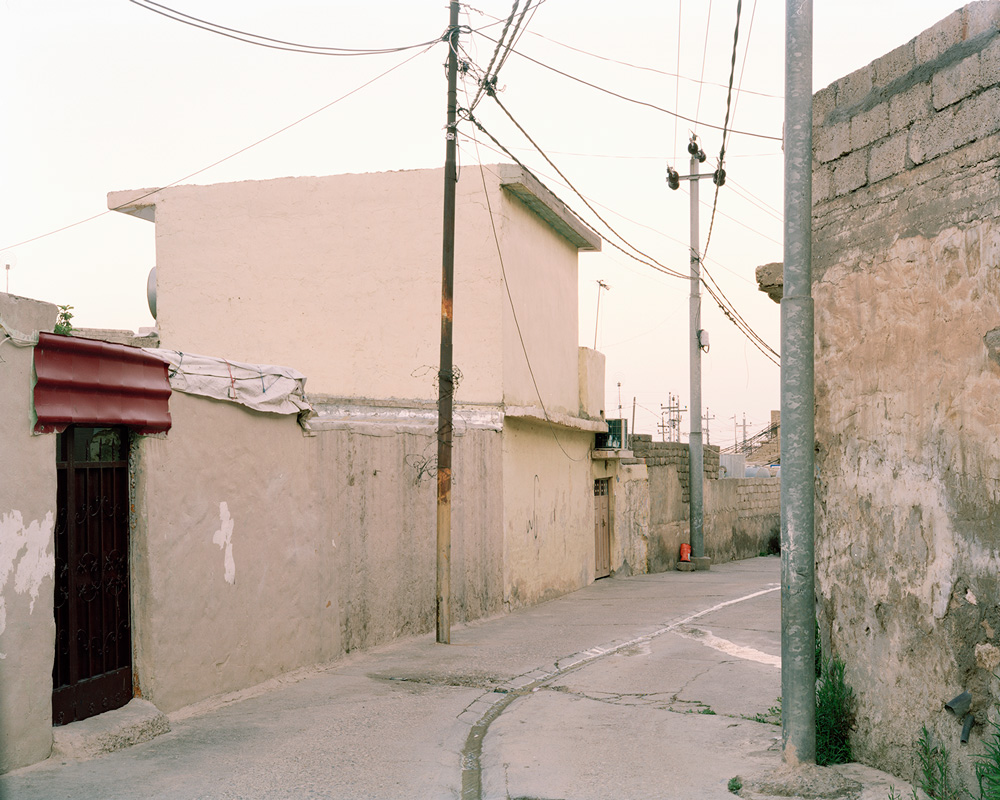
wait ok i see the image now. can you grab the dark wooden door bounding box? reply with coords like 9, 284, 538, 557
594, 478, 611, 579
53, 426, 133, 726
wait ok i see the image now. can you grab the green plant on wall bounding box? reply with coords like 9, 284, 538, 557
54, 305, 74, 335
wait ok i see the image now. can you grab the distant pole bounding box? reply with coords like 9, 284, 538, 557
594, 280, 610, 349
782, 0, 816, 764
4, 264, 9, 293
687, 136, 705, 561
631, 397, 636, 443
436, 0, 461, 645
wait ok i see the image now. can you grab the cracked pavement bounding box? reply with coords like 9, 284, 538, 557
0, 557, 914, 799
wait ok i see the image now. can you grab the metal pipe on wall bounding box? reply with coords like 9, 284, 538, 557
781, 0, 817, 764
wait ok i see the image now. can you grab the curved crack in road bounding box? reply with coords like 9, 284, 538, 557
458, 584, 780, 800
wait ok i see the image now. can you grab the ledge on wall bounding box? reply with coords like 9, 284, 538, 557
503, 404, 608, 434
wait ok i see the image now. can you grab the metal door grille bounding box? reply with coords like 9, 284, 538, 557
53, 426, 132, 726
594, 478, 611, 579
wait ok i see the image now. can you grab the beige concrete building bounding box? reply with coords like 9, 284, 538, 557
0, 165, 612, 771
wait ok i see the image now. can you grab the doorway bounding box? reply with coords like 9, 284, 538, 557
594, 478, 611, 579
52, 426, 133, 725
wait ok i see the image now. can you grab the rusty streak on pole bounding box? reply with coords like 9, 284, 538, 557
436, 0, 460, 645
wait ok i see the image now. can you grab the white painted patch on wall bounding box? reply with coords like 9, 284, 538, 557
0, 510, 56, 658
212, 502, 236, 585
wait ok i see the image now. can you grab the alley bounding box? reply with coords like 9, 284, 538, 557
0, 558, 902, 800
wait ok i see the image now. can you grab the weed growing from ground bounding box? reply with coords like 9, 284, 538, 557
727, 776, 742, 794
916, 725, 964, 800
816, 658, 855, 766
974, 717, 1000, 800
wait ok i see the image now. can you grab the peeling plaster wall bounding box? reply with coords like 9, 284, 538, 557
501, 418, 594, 609
133, 392, 503, 713
0, 293, 57, 772
812, 2, 1000, 780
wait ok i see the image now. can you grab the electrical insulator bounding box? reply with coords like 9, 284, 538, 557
667, 167, 680, 190
713, 167, 727, 186
696, 149, 707, 163
687, 138, 700, 155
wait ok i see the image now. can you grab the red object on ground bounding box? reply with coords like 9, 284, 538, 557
33, 332, 172, 434
679, 543, 692, 562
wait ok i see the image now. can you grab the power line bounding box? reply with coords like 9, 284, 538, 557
465, 103, 779, 364
700, 0, 743, 266
469, 30, 782, 142
467, 101, 688, 281
695, 0, 713, 130
128, 0, 443, 56
463, 4, 781, 100
0, 44, 435, 253
468, 0, 523, 111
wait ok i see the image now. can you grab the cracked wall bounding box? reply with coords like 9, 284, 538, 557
812, 1, 1000, 782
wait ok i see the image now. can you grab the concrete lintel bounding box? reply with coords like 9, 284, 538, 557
504, 404, 608, 433
303, 401, 504, 434
498, 164, 602, 252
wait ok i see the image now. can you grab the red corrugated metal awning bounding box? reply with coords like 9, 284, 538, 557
34, 332, 172, 434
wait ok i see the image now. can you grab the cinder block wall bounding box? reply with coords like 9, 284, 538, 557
812, 2, 1000, 783
624, 436, 778, 570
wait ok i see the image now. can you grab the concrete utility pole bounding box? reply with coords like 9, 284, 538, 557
435, 0, 461, 645
703, 408, 715, 445
781, 0, 817, 764
669, 135, 709, 564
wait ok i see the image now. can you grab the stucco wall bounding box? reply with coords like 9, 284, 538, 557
0, 293, 57, 771
501, 418, 594, 609
134, 392, 503, 713
109, 165, 590, 418
812, 2, 1000, 780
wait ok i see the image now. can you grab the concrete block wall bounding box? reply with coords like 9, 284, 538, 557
619, 436, 777, 571
630, 436, 720, 503
814, 2, 1000, 205
812, 2, 1000, 785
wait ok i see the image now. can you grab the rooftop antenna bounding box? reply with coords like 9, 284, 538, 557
594, 279, 610, 349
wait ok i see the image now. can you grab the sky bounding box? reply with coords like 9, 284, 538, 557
1, 0, 960, 447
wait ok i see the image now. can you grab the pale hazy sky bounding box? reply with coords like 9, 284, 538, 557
1, 1, 959, 445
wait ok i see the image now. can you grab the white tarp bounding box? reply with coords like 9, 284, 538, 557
144, 349, 311, 416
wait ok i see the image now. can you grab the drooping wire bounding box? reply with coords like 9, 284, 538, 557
700, 0, 742, 266
463, 6, 781, 99
469, 98, 688, 280
674, 1, 682, 161
695, 0, 713, 132
0, 44, 436, 253
128, 0, 442, 56
469, 30, 781, 142
468, 0, 522, 112
460, 116, 779, 364
726, 0, 759, 146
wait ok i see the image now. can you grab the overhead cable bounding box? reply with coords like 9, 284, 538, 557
129, 0, 443, 56
0, 44, 435, 253
470, 31, 782, 141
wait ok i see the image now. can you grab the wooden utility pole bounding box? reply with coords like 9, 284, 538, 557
436, 0, 460, 645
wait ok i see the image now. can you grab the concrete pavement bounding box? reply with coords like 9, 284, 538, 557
1, 557, 916, 799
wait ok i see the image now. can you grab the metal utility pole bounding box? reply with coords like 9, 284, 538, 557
435, 0, 461, 645
594, 280, 610, 349
782, 0, 817, 764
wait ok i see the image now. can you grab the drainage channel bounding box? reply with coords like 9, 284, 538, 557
458, 585, 780, 800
